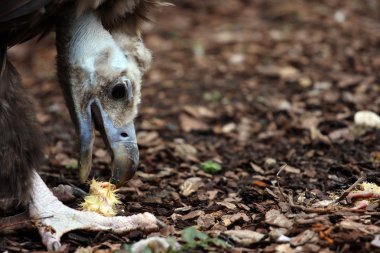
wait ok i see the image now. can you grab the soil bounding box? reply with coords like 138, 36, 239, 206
2, 0, 380, 252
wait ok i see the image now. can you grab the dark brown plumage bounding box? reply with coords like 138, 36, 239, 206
0, 0, 161, 209
0, 61, 43, 206
0, 0, 162, 71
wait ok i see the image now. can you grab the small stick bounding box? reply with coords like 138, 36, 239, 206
333, 172, 366, 204
276, 164, 288, 202
275, 165, 372, 215
0, 214, 54, 233
288, 185, 367, 214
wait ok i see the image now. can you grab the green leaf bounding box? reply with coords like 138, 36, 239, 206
200, 161, 222, 174
203, 90, 222, 102
166, 237, 179, 249
64, 160, 78, 170
194, 230, 208, 241
118, 227, 229, 253
209, 238, 231, 248
142, 248, 153, 253
114, 244, 132, 253
179, 226, 230, 251
182, 226, 198, 244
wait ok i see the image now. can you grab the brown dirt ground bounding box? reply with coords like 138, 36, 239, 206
2, 0, 380, 252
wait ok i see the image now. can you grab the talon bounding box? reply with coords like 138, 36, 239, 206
52, 241, 61, 251
30, 172, 159, 249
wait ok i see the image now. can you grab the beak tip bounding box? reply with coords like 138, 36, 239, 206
111, 161, 137, 186
111, 142, 139, 186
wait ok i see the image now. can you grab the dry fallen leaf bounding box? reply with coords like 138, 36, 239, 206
265, 209, 293, 229
216, 201, 237, 210
179, 114, 209, 132
137, 131, 161, 147
221, 213, 250, 226
182, 210, 205, 220
74, 246, 93, 253
275, 243, 295, 253
183, 105, 216, 119
224, 230, 265, 246
180, 177, 204, 197
256, 65, 300, 81
283, 165, 301, 174
197, 214, 216, 230
339, 220, 380, 234
173, 140, 198, 162
290, 230, 318, 247
328, 128, 354, 142
279, 66, 300, 81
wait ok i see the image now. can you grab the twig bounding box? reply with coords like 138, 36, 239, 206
333, 172, 366, 204
276, 163, 288, 202
364, 212, 380, 216
275, 165, 373, 216
287, 186, 368, 215
0, 214, 54, 233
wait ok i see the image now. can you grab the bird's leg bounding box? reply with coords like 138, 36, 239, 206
29, 171, 161, 251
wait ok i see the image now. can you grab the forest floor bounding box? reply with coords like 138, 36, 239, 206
2, 0, 380, 252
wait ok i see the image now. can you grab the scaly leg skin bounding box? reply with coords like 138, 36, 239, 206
29, 171, 161, 251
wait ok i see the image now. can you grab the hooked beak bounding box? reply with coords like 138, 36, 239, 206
77, 99, 139, 186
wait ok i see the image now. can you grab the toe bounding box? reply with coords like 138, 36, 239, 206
38, 228, 62, 251
147, 213, 166, 229
140, 212, 161, 230
51, 241, 62, 251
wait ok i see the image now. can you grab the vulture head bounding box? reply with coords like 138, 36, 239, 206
56, 10, 152, 185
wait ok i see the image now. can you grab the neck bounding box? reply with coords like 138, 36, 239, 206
69, 12, 113, 68
55, 5, 136, 131
56, 8, 128, 82
70, 11, 129, 79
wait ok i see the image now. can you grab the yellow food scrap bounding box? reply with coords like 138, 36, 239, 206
81, 179, 121, 217
353, 182, 380, 195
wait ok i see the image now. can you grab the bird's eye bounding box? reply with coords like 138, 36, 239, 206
110, 83, 128, 100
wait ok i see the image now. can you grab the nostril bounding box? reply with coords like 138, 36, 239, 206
120, 132, 128, 138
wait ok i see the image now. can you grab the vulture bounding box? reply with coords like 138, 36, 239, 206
0, 0, 163, 250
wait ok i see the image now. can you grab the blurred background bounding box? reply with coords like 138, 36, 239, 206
9, 0, 380, 177
5, 0, 380, 250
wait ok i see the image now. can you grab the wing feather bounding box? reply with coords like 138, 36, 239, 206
0, 0, 166, 74
77, 0, 168, 35
0, 0, 51, 22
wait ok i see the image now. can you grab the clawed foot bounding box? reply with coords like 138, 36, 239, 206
29, 171, 161, 251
